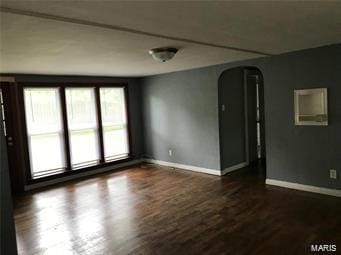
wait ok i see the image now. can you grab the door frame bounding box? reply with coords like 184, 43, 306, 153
0, 82, 26, 193
218, 66, 266, 172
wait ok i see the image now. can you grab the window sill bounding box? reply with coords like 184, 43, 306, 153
26, 155, 134, 185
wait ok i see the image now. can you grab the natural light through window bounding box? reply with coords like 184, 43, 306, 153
22, 85, 130, 179
66, 88, 100, 168
100, 87, 129, 160
24, 88, 66, 177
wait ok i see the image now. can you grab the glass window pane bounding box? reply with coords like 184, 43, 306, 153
24, 88, 65, 177
30, 133, 65, 174
103, 126, 128, 158
100, 88, 129, 160
69, 129, 98, 167
66, 88, 100, 168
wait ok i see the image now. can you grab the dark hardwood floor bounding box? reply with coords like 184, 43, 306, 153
14, 163, 341, 255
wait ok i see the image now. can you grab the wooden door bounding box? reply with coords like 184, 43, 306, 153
1, 82, 25, 193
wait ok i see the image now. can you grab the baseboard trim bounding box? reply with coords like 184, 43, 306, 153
24, 159, 143, 191
143, 158, 221, 176
221, 162, 249, 175
266, 179, 341, 198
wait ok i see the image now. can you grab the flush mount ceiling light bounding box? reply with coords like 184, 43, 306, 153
149, 47, 178, 62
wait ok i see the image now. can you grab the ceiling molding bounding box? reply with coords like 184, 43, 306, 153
0, 6, 273, 57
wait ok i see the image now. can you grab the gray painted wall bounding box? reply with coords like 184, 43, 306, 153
142, 44, 341, 189
263, 45, 341, 189
1, 120, 18, 255
218, 68, 246, 169
141, 69, 221, 170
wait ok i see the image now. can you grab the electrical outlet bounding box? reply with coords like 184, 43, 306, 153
330, 169, 337, 179
169, 149, 172, 156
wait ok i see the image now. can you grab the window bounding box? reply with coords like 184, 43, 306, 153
100, 88, 129, 161
66, 88, 100, 168
24, 88, 66, 178
22, 84, 130, 180
294, 88, 328, 126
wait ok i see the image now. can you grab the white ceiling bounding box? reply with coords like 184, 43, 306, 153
1, 1, 341, 77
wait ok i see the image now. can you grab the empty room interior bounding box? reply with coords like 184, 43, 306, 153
1, 1, 341, 254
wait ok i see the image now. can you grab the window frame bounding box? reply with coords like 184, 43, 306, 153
18, 82, 132, 183
65, 87, 101, 169
23, 87, 67, 178
99, 87, 130, 162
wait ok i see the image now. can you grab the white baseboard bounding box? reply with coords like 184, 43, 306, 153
266, 179, 341, 198
143, 158, 221, 176
221, 162, 249, 175
25, 159, 143, 191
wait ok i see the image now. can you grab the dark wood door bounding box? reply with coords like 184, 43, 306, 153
1, 83, 24, 193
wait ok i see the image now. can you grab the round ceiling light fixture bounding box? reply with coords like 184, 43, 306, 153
149, 47, 178, 62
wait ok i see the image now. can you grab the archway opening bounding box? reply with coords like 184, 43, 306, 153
218, 66, 266, 175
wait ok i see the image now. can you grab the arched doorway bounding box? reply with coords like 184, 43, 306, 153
218, 66, 266, 174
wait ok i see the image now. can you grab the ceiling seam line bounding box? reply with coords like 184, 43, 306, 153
0, 7, 273, 57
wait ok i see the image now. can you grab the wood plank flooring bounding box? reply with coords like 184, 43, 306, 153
14, 163, 341, 255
